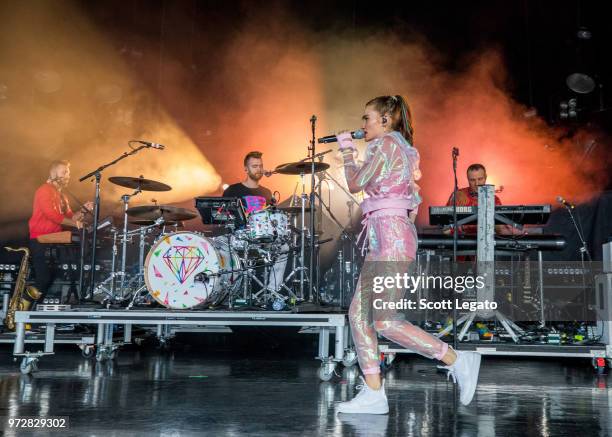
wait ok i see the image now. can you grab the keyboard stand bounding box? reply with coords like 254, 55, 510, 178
440, 185, 526, 343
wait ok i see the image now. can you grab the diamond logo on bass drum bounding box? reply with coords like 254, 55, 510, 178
162, 246, 205, 284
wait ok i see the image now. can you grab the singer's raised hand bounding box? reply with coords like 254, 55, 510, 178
337, 130, 356, 151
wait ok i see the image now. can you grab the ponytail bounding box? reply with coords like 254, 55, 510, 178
366, 94, 415, 144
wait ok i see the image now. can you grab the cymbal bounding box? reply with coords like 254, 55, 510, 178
126, 205, 198, 222
274, 161, 330, 175
277, 206, 312, 214
129, 219, 184, 228
108, 176, 172, 192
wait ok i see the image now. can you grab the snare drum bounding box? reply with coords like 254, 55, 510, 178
247, 209, 289, 242
144, 231, 241, 309
212, 231, 248, 252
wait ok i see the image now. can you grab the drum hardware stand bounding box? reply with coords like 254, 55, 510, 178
300, 148, 333, 297
96, 219, 161, 308
257, 244, 301, 303
241, 262, 263, 305
122, 218, 171, 308
223, 223, 237, 308
297, 170, 311, 301
286, 185, 307, 301
79, 142, 154, 299
118, 188, 143, 296
122, 221, 160, 293
316, 170, 361, 307
92, 227, 119, 303
249, 247, 288, 304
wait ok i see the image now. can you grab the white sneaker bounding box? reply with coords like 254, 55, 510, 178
441, 351, 481, 406
337, 377, 389, 414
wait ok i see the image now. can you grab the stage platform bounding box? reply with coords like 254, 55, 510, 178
379, 339, 612, 372
9, 309, 350, 377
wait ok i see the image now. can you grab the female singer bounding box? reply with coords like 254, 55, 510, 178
336, 95, 481, 414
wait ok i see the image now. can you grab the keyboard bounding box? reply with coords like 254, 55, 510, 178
429, 204, 551, 226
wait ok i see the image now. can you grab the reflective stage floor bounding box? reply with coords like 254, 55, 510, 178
0, 331, 610, 437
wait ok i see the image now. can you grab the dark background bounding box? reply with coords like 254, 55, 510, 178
81, 0, 612, 140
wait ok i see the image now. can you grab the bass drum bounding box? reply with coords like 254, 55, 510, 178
144, 231, 242, 309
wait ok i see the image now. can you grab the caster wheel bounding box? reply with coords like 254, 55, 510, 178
158, 340, 172, 353
318, 366, 334, 382
20, 358, 36, 375
82, 346, 95, 359
96, 350, 108, 362
342, 350, 358, 368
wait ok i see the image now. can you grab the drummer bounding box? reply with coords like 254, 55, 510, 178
223, 151, 287, 296
223, 151, 273, 214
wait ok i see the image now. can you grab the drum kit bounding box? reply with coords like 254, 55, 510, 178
91, 157, 350, 312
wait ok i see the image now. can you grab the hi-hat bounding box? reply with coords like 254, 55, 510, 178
126, 205, 198, 222
109, 176, 172, 192
274, 161, 330, 175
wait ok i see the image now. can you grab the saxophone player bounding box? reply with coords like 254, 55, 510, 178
27, 160, 91, 302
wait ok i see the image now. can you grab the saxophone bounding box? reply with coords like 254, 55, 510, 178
4, 247, 41, 331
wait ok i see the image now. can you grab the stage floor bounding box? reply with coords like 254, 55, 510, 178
0, 339, 610, 437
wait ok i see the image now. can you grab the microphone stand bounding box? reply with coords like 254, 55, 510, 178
309, 115, 318, 304
561, 200, 592, 320
79, 144, 151, 299
451, 147, 459, 350
562, 201, 592, 262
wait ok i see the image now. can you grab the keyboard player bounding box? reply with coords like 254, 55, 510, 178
28, 160, 91, 301
444, 163, 515, 235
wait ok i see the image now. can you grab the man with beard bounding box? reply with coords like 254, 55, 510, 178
223, 151, 273, 214
223, 151, 287, 296
28, 160, 92, 302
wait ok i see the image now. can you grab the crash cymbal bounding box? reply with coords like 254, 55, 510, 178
126, 205, 198, 222
108, 176, 172, 192
129, 219, 184, 228
276, 206, 312, 214
274, 161, 330, 175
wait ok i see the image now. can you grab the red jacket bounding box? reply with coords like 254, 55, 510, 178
28, 183, 73, 239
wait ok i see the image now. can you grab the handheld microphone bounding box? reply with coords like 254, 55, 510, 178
557, 196, 575, 209
134, 140, 165, 150
317, 129, 365, 144
264, 170, 275, 177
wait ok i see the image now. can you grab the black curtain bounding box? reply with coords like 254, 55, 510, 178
544, 191, 612, 261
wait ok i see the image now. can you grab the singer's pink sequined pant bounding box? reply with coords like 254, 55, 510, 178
349, 213, 448, 375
